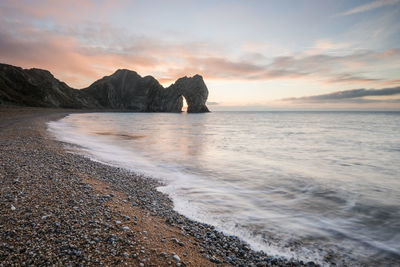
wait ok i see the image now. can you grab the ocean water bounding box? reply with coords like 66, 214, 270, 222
48, 111, 400, 265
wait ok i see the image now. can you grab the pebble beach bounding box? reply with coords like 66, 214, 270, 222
0, 107, 316, 266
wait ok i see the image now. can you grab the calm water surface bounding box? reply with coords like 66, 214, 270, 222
48, 111, 400, 265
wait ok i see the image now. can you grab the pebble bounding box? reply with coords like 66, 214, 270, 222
173, 255, 181, 262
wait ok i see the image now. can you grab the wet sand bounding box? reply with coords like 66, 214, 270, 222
0, 107, 313, 266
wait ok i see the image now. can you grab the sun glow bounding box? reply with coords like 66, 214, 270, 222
182, 97, 188, 112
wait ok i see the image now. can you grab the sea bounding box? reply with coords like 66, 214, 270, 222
48, 111, 400, 265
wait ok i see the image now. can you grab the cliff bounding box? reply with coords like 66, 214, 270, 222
0, 63, 210, 113
0, 64, 99, 109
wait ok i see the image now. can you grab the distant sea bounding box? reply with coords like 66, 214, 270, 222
48, 111, 400, 265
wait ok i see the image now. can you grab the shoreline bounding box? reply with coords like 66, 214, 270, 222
0, 107, 315, 266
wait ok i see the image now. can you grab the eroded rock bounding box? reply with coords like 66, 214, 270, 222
0, 63, 210, 113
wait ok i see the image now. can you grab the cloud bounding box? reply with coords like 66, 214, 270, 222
0, 14, 227, 87
336, 0, 400, 16
1, 19, 399, 89
160, 50, 400, 87
0, 23, 163, 88
0, 3, 399, 89
325, 73, 381, 84
284, 86, 400, 103
305, 39, 353, 55
206, 101, 219, 105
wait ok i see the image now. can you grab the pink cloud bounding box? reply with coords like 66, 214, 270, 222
0, 6, 398, 90
0, 22, 164, 88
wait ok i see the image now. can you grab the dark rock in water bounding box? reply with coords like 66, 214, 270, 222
168, 75, 209, 113
0, 63, 210, 113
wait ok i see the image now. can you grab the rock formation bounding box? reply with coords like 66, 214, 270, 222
83, 69, 182, 112
0, 64, 99, 108
168, 75, 209, 113
0, 63, 210, 113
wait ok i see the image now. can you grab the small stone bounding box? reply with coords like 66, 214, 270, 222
123, 226, 130, 231
115, 220, 122, 225
173, 255, 181, 262
11, 205, 16, 211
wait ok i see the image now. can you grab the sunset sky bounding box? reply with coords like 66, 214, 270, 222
1, 0, 399, 110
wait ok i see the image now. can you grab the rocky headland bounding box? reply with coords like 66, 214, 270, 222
0, 63, 209, 113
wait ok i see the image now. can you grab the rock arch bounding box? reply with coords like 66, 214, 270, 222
171, 75, 210, 113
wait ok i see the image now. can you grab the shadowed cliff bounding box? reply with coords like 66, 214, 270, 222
0, 63, 210, 113
0, 64, 99, 109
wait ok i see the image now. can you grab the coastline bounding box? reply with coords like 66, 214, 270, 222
0, 107, 314, 266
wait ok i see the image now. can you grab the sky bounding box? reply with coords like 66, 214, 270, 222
0, 0, 399, 110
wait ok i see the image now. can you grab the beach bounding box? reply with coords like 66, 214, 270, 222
0, 107, 311, 266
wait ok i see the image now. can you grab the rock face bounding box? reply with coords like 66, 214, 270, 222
0, 64, 99, 108
168, 75, 209, 113
83, 69, 209, 113
0, 63, 210, 113
82, 69, 182, 112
